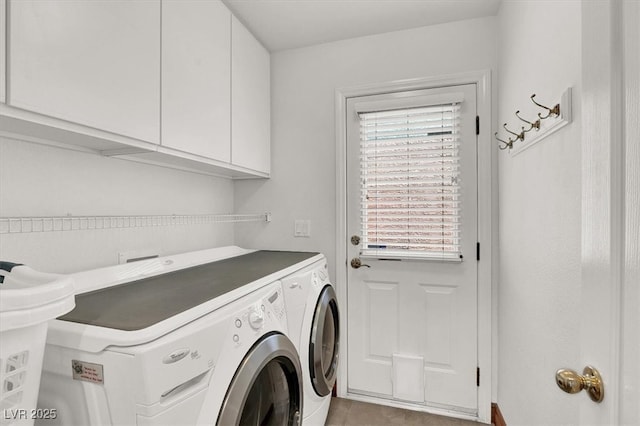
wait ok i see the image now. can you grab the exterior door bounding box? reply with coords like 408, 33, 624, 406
345, 84, 479, 413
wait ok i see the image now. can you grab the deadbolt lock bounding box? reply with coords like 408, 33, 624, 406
351, 235, 361, 245
555, 365, 604, 403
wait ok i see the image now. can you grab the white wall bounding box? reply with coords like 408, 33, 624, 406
497, 1, 582, 425
0, 137, 235, 273
234, 16, 498, 284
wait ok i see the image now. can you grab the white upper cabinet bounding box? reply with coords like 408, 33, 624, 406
0, 0, 6, 103
231, 16, 270, 174
162, 0, 231, 162
2, 0, 270, 178
8, 0, 160, 143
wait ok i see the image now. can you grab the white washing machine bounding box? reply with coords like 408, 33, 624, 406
281, 258, 340, 426
35, 246, 324, 425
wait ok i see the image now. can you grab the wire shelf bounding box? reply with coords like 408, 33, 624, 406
0, 213, 271, 235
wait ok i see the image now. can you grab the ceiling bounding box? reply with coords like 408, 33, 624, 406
222, 0, 502, 52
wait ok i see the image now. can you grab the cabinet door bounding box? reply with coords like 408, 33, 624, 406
9, 0, 160, 143
162, 0, 231, 162
231, 16, 270, 174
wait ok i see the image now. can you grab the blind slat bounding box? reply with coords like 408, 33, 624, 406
358, 102, 461, 117
363, 179, 460, 187
360, 136, 459, 147
362, 150, 459, 158
361, 128, 458, 140
362, 169, 458, 177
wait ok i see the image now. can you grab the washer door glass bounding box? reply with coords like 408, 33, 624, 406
240, 359, 291, 425
217, 333, 302, 426
310, 285, 340, 396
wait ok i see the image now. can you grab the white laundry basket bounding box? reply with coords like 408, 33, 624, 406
0, 263, 75, 426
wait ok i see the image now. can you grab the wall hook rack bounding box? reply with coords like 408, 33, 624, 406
496, 87, 572, 155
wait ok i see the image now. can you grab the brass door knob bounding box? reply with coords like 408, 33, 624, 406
350, 258, 370, 269
555, 366, 604, 403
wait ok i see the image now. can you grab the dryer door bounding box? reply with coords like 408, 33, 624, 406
309, 285, 340, 397
217, 333, 303, 426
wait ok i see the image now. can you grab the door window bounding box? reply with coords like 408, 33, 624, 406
358, 103, 462, 260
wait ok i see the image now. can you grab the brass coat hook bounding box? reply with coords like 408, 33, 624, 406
515, 110, 541, 132
530, 94, 560, 119
503, 123, 525, 142
495, 132, 513, 150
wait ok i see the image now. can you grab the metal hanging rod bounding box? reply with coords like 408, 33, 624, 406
0, 213, 272, 235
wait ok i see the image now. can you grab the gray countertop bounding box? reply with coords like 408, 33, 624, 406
59, 250, 318, 331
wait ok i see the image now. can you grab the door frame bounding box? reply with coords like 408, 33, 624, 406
335, 70, 494, 423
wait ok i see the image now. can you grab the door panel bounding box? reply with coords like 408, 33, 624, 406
422, 284, 455, 366
346, 84, 478, 412
348, 279, 399, 396
578, 1, 638, 424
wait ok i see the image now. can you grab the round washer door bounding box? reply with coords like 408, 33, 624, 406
309, 284, 340, 396
217, 333, 303, 426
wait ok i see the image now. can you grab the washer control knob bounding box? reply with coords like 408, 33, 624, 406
248, 309, 264, 330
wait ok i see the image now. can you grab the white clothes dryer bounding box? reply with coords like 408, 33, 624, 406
281, 259, 339, 426
35, 247, 323, 426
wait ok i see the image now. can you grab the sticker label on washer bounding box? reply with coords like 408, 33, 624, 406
71, 360, 104, 384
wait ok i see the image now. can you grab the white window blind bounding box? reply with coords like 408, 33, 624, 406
359, 103, 462, 260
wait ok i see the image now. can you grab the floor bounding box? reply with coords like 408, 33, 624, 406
326, 397, 479, 426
